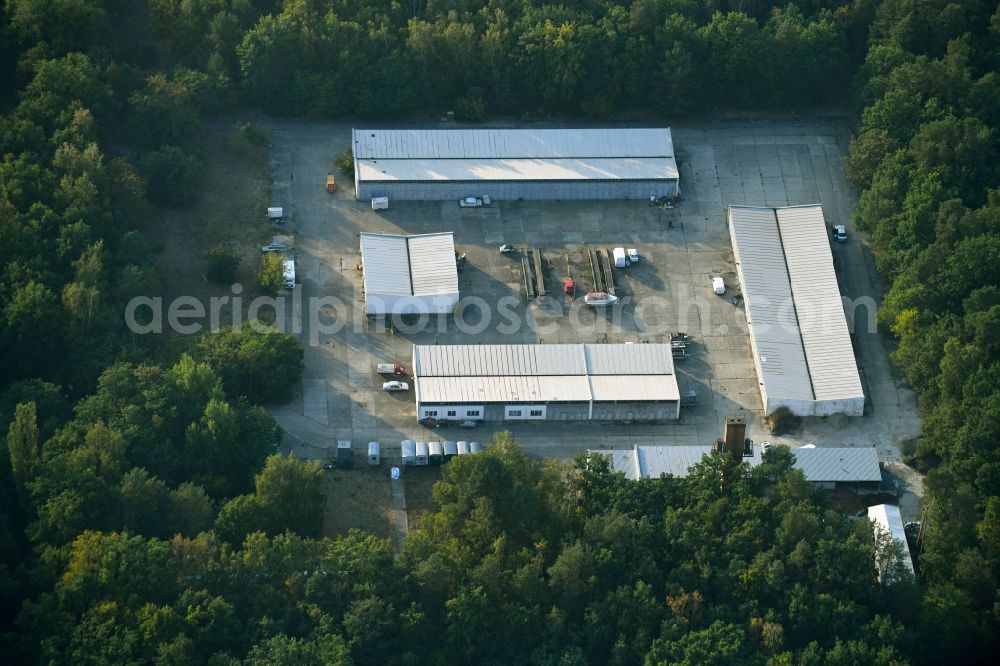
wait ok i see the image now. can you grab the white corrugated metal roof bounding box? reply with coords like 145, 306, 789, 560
867, 504, 914, 574
353, 128, 678, 183
415, 343, 675, 377
407, 233, 460, 295
638, 445, 731, 478
416, 375, 591, 403
791, 447, 881, 482
355, 158, 679, 182
593, 444, 879, 483
589, 375, 680, 402
359, 234, 411, 296
354, 128, 674, 159
414, 343, 677, 405
730, 206, 814, 402
595, 448, 641, 480
415, 344, 587, 376
360, 232, 457, 297
775, 207, 864, 401
585, 343, 674, 375
729, 205, 863, 412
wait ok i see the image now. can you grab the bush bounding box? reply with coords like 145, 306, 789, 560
138, 146, 202, 207
336, 149, 354, 179
206, 245, 239, 284
256, 252, 284, 294
765, 407, 801, 435
195, 326, 305, 403
454, 95, 485, 122
234, 121, 271, 147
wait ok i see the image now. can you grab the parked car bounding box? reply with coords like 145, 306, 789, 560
382, 380, 409, 392
833, 225, 847, 242
712, 277, 725, 295
628, 248, 639, 264
459, 197, 483, 207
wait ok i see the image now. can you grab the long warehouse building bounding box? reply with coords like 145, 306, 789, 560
412, 343, 681, 422
594, 444, 882, 491
729, 205, 865, 417
352, 128, 679, 201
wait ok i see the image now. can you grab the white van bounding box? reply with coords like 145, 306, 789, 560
712, 276, 725, 295
283, 259, 296, 289
371, 197, 389, 210
613, 247, 627, 268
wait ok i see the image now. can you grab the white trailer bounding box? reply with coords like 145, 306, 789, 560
367, 441, 381, 466
401, 440, 416, 465
612, 247, 627, 268
428, 441, 443, 465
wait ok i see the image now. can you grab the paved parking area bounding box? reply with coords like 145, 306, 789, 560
266, 120, 921, 506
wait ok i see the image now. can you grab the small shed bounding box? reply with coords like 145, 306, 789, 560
457, 441, 470, 455
428, 441, 443, 465
442, 441, 458, 460
367, 441, 381, 466
360, 232, 459, 316
470, 441, 484, 454
336, 441, 352, 468
415, 441, 429, 466
401, 440, 416, 465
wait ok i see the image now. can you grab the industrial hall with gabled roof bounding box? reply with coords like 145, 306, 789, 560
352, 128, 679, 201
593, 443, 882, 491
728, 205, 865, 417
359, 232, 459, 316
411, 343, 681, 423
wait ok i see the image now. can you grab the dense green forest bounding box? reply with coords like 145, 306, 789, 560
0, 0, 998, 663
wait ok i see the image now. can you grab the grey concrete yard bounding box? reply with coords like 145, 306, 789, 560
265, 119, 923, 516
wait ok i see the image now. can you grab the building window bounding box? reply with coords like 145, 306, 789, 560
508, 410, 522, 417
467, 410, 480, 417
530, 409, 543, 417
425, 410, 438, 417
447, 410, 456, 417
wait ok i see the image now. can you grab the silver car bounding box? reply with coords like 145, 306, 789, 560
382, 380, 410, 392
